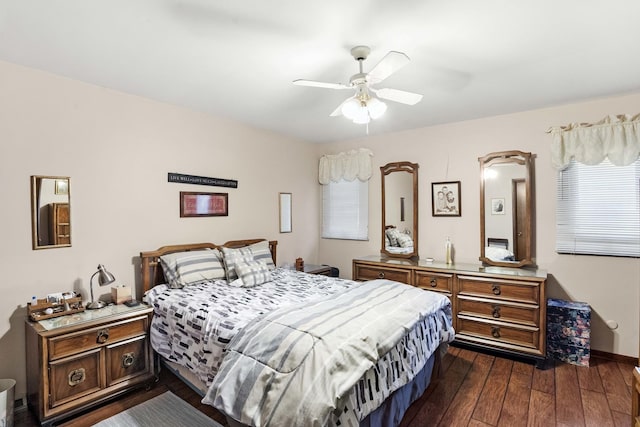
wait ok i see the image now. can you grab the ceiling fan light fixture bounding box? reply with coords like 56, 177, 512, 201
352, 107, 371, 124
367, 97, 387, 119
341, 97, 362, 120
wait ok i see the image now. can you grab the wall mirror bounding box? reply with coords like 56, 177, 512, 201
31, 175, 71, 250
279, 192, 292, 233
479, 151, 533, 267
381, 162, 419, 259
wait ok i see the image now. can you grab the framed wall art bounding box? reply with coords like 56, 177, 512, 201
491, 198, 505, 215
180, 191, 228, 217
432, 181, 461, 217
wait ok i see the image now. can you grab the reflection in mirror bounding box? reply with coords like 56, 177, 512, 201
381, 162, 419, 259
31, 176, 71, 250
479, 151, 533, 267
279, 192, 292, 233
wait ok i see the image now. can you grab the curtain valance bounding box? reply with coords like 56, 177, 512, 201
548, 113, 640, 170
318, 148, 373, 184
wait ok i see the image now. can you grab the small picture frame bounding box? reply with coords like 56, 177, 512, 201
180, 192, 228, 217
54, 179, 68, 195
491, 198, 505, 215
432, 181, 461, 217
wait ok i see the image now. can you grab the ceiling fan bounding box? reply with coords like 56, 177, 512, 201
293, 46, 423, 124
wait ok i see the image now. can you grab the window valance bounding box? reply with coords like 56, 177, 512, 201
548, 113, 640, 170
318, 148, 373, 184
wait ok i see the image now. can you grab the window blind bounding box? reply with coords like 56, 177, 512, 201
322, 179, 368, 240
556, 158, 640, 257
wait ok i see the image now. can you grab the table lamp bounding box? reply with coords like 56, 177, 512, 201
87, 264, 115, 309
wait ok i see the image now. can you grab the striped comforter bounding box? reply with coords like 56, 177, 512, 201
203, 279, 453, 427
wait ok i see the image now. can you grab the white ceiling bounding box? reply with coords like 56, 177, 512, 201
2, 1, 640, 143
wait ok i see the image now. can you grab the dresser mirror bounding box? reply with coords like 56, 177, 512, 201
479, 151, 533, 267
381, 162, 419, 259
31, 175, 71, 250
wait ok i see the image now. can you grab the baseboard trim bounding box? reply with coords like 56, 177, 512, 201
591, 349, 637, 365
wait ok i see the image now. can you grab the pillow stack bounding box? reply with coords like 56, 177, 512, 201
159, 240, 276, 289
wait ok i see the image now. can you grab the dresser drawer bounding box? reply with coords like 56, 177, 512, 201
457, 315, 540, 352
457, 275, 540, 304
457, 296, 538, 327
106, 336, 150, 387
49, 348, 102, 408
49, 316, 149, 360
415, 271, 453, 293
353, 264, 412, 284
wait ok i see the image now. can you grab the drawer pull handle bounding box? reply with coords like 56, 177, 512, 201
491, 326, 501, 338
97, 329, 110, 343
492, 285, 501, 295
68, 368, 86, 386
492, 305, 501, 318
122, 352, 136, 368
377, 272, 385, 279
430, 278, 437, 287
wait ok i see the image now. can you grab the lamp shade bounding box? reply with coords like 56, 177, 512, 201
367, 97, 387, 119
87, 264, 116, 309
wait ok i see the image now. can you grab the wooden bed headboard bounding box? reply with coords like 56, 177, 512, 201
139, 239, 277, 293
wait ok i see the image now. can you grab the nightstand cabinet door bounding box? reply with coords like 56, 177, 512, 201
106, 335, 149, 386
49, 349, 102, 408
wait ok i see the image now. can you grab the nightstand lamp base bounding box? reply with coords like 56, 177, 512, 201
86, 300, 107, 310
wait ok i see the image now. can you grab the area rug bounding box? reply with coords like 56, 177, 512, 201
92, 391, 223, 427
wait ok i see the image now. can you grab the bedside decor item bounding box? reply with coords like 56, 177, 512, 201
180, 191, 228, 217
28, 295, 84, 321
431, 181, 461, 217
87, 264, 116, 309
111, 284, 132, 304
295, 257, 304, 271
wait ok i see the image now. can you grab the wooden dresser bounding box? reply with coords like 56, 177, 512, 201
25, 304, 154, 426
353, 256, 547, 366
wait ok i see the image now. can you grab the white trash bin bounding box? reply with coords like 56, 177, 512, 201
0, 379, 15, 427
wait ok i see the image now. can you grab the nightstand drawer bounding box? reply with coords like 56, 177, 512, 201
353, 264, 412, 284
415, 271, 453, 293
457, 315, 539, 351
49, 316, 148, 360
457, 275, 540, 304
458, 296, 538, 327
106, 336, 150, 387
49, 348, 102, 408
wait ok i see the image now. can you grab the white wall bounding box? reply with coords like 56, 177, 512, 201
318, 93, 640, 359
0, 60, 320, 399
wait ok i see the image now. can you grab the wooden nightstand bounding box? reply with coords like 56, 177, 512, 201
25, 304, 155, 426
303, 264, 332, 276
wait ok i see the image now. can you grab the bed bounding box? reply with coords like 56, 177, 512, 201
140, 239, 454, 427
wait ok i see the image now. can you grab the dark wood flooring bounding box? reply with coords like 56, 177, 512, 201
16, 347, 634, 427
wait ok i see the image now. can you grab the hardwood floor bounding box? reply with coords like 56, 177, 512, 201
16, 347, 634, 427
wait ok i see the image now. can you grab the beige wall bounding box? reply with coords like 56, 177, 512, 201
2, 58, 638, 402
0, 60, 320, 399
319, 93, 640, 359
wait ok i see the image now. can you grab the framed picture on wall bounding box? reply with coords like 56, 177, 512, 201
491, 198, 505, 215
432, 181, 461, 217
180, 192, 228, 217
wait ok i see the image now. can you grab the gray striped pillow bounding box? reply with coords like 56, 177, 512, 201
233, 260, 272, 287
159, 249, 226, 288
221, 247, 255, 281
247, 240, 275, 269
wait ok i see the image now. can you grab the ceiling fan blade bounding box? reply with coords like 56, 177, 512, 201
375, 88, 423, 105
293, 79, 350, 90
367, 51, 410, 83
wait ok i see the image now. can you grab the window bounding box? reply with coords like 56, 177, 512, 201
322, 179, 368, 240
556, 158, 640, 257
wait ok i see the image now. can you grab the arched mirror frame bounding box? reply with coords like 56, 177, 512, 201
31, 175, 71, 250
479, 151, 533, 268
381, 162, 419, 259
